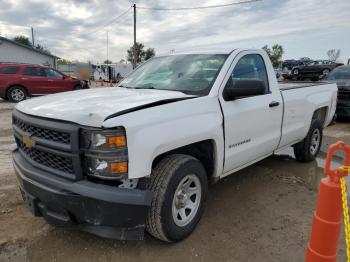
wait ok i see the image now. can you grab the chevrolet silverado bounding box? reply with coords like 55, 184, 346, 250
12, 49, 337, 242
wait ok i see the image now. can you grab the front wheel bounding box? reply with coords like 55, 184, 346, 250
146, 154, 208, 242
293, 119, 323, 162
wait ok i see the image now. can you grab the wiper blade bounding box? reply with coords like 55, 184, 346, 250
133, 86, 155, 89
118, 85, 135, 89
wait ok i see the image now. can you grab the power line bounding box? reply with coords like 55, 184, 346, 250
137, 0, 262, 11
102, 7, 132, 28
78, 7, 132, 37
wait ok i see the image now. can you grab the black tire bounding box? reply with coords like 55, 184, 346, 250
146, 154, 208, 242
7, 86, 27, 102
322, 68, 330, 75
292, 68, 299, 75
293, 119, 323, 162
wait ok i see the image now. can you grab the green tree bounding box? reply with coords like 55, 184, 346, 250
57, 59, 71, 65
13, 35, 32, 46
262, 44, 284, 68
35, 44, 51, 54
127, 42, 155, 66
144, 48, 155, 61
104, 59, 112, 64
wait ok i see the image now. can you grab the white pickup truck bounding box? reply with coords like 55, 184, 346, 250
12, 49, 337, 242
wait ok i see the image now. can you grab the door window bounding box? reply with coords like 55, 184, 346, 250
23, 67, 46, 77
0, 66, 18, 74
44, 68, 63, 78
226, 54, 269, 92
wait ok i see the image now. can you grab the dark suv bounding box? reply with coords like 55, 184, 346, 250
0, 63, 89, 102
291, 60, 343, 80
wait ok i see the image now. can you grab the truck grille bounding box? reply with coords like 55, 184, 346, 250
13, 117, 71, 144
12, 110, 81, 180
17, 139, 74, 174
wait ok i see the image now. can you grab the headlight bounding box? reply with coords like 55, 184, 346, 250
82, 128, 128, 180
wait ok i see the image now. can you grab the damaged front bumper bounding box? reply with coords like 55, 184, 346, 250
13, 149, 152, 240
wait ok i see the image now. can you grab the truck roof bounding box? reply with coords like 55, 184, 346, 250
157, 48, 267, 56
157, 48, 238, 56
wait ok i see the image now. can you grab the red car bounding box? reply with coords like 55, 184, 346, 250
0, 63, 89, 102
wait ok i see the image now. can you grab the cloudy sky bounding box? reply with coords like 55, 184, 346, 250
1, 0, 350, 63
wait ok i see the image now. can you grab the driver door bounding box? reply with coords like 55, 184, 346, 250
219, 52, 283, 173
43, 68, 68, 93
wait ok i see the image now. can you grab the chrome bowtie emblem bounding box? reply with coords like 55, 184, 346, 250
23, 135, 35, 149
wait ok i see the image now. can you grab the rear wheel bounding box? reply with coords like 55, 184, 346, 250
292, 68, 299, 75
7, 86, 27, 102
146, 154, 208, 242
322, 68, 330, 75
293, 119, 323, 162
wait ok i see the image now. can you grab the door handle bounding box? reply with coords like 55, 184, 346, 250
269, 101, 280, 108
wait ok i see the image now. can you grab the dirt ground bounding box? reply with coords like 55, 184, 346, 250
0, 98, 349, 262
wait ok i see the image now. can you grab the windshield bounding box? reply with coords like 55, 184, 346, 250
326, 67, 350, 80
119, 54, 228, 95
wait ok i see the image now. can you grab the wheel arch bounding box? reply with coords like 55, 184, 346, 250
5, 84, 30, 97
312, 106, 328, 128
151, 139, 218, 183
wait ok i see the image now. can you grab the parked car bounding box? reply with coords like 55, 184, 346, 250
291, 60, 343, 80
324, 65, 350, 117
12, 49, 337, 242
0, 63, 89, 102
282, 59, 305, 72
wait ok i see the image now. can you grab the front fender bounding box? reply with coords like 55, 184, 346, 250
103, 96, 224, 179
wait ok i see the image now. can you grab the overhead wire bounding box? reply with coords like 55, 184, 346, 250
9, 0, 262, 60
137, 0, 262, 11
77, 7, 132, 37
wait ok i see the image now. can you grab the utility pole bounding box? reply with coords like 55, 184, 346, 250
31, 27, 35, 46
106, 30, 109, 63
133, 3, 136, 69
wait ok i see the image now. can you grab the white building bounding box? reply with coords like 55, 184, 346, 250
0, 36, 59, 68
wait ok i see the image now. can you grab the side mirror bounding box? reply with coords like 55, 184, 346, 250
223, 79, 266, 101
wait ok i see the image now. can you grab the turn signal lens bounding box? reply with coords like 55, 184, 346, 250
109, 162, 128, 174
107, 135, 126, 147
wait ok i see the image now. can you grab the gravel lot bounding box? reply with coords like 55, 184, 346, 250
0, 98, 349, 262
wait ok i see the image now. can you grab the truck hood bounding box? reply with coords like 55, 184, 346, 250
16, 87, 194, 127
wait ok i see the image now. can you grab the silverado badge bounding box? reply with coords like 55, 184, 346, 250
23, 135, 35, 149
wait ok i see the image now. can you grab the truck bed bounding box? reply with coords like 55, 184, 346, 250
278, 81, 330, 90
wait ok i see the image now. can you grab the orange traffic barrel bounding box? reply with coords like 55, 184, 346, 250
306, 141, 350, 262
